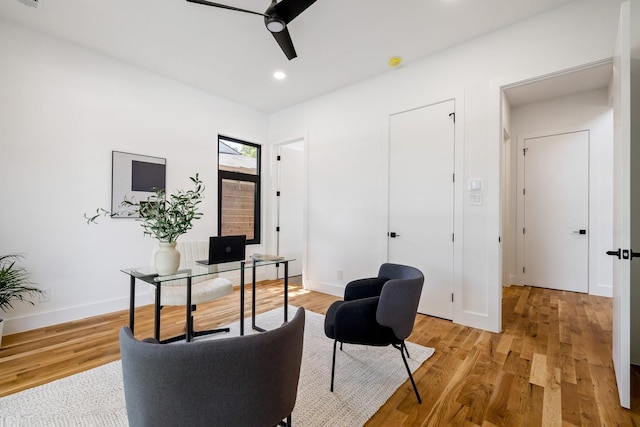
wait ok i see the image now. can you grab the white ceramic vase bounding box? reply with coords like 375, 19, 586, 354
155, 241, 180, 276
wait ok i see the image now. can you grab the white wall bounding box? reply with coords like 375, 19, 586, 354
267, 0, 622, 332
0, 19, 269, 334
508, 88, 614, 296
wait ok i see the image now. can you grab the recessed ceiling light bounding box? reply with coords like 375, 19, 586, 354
274, 71, 286, 80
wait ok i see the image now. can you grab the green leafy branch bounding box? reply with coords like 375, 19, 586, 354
85, 174, 205, 243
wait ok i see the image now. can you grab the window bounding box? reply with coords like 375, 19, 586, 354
218, 135, 261, 244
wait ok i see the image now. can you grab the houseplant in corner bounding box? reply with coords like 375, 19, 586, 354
0, 254, 43, 347
86, 174, 205, 276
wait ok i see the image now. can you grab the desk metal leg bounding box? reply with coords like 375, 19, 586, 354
252, 261, 259, 331
129, 276, 136, 333
252, 261, 289, 332
284, 261, 289, 322
186, 277, 193, 342
154, 283, 161, 342
240, 261, 245, 336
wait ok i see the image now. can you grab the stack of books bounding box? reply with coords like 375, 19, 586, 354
250, 253, 284, 262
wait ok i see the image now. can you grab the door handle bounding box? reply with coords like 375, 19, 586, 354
606, 249, 621, 259
572, 229, 587, 235
388, 232, 400, 238
606, 249, 640, 260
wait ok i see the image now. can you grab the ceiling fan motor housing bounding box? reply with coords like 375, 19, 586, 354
265, 15, 286, 32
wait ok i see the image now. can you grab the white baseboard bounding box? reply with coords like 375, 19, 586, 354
589, 282, 613, 298
3, 269, 275, 335
3, 296, 133, 335
304, 280, 344, 298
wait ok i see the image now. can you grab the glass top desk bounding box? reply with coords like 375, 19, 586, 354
122, 257, 294, 343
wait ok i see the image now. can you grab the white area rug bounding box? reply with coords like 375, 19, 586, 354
0, 308, 434, 426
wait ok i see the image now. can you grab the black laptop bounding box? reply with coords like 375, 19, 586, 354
196, 235, 247, 265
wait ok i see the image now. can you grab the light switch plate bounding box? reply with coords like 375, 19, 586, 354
468, 179, 483, 191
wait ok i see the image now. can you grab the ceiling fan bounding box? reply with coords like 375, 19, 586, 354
186, 0, 318, 60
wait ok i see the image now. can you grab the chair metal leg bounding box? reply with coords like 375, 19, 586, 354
161, 314, 230, 344
192, 327, 230, 338
330, 339, 338, 392
396, 342, 422, 404
402, 341, 410, 359
189, 304, 230, 339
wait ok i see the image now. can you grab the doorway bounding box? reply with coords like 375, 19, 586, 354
501, 60, 624, 405
502, 61, 613, 296
275, 139, 305, 280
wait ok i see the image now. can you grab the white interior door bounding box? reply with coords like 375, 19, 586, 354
276, 141, 304, 278
610, 1, 631, 409
522, 131, 589, 292
389, 100, 455, 320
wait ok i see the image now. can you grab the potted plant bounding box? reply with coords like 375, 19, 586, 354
0, 254, 43, 347
86, 174, 205, 275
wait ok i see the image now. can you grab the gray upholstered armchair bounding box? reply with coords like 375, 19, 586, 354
324, 263, 424, 403
120, 307, 306, 427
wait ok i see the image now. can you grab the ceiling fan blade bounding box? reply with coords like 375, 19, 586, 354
271, 0, 318, 24
186, 0, 266, 18
271, 27, 297, 60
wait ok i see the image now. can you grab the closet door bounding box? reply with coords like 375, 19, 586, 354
521, 131, 589, 293
388, 100, 455, 320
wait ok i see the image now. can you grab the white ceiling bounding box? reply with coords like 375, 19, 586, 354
0, 0, 581, 113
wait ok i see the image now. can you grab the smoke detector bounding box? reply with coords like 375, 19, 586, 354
388, 56, 402, 68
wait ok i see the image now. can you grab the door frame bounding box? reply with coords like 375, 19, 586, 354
382, 90, 466, 327
495, 59, 615, 334
516, 128, 592, 293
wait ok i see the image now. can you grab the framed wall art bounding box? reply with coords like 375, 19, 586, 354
111, 151, 166, 218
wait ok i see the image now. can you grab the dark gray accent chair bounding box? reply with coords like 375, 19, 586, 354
324, 263, 424, 403
119, 307, 306, 427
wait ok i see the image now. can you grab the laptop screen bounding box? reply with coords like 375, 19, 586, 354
208, 235, 246, 264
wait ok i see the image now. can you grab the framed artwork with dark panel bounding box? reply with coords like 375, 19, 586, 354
111, 151, 166, 218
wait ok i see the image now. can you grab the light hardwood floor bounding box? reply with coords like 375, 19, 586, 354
1, 282, 639, 426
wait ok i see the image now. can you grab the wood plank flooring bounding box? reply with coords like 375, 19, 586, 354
1, 282, 639, 426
